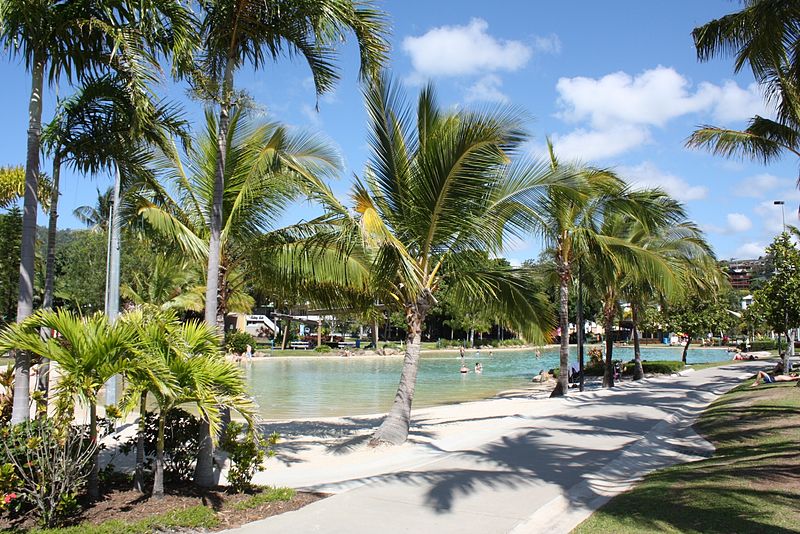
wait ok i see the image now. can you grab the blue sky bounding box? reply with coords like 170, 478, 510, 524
1, 0, 797, 263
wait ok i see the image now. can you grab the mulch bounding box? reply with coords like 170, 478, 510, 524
1, 481, 326, 532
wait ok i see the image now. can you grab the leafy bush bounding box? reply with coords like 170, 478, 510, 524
623, 360, 685, 374
0, 364, 13, 425
738, 339, 776, 351
382, 342, 400, 350
314, 345, 332, 353
219, 422, 278, 493
120, 408, 200, 483
225, 330, 256, 355
0, 419, 96, 527
499, 339, 525, 347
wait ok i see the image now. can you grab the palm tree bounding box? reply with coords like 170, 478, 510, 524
73, 188, 114, 232
194, 0, 389, 333
121, 309, 256, 498
693, 0, 800, 124
621, 219, 715, 380
0, 309, 138, 499
278, 77, 566, 445
1, 0, 196, 425
136, 108, 339, 319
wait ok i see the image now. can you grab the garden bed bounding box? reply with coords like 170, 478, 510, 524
0, 483, 325, 533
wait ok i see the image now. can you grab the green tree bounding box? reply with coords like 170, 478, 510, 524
0, 208, 22, 324
120, 310, 256, 498
279, 77, 559, 445
751, 232, 800, 372
663, 293, 733, 363
1, 0, 196, 424
0, 309, 139, 499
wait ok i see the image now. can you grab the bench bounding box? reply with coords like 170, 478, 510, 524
289, 341, 310, 350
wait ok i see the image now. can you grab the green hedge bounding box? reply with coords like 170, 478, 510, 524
624, 360, 685, 374
314, 345, 332, 353
738, 339, 777, 351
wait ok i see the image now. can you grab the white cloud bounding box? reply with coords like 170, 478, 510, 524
735, 242, 766, 258
464, 75, 509, 103
553, 66, 774, 159
733, 173, 787, 198
754, 200, 788, 233
619, 161, 708, 202
726, 213, 752, 232
552, 124, 650, 161
402, 18, 532, 79
532, 34, 561, 54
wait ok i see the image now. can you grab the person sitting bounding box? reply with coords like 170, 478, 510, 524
752, 370, 800, 386
475, 362, 483, 373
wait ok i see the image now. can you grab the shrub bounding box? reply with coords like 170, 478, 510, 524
738, 339, 776, 351
0, 419, 96, 527
120, 408, 200, 483
225, 330, 256, 355
382, 342, 400, 350
314, 345, 332, 353
220, 423, 278, 493
623, 360, 685, 374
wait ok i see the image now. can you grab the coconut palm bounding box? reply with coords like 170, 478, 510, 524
620, 219, 715, 380
1, 0, 196, 424
120, 310, 256, 498
0, 309, 139, 499
194, 0, 388, 335
276, 77, 574, 446
693, 0, 800, 124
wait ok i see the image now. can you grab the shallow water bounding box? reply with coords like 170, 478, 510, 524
243, 346, 730, 420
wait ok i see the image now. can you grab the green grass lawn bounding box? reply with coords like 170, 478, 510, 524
573, 380, 800, 533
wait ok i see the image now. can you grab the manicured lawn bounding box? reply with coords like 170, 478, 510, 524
574, 380, 800, 533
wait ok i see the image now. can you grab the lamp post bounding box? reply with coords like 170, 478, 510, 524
774, 200, 791, 368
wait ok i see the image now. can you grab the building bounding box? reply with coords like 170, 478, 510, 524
721, 257, 769, 290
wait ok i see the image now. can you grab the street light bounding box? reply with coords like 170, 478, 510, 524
774, 200, 786, 232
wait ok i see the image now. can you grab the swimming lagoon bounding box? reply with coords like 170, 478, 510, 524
244, 346, 730, 420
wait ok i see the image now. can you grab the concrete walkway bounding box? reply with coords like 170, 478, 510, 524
226, 361, 765, 534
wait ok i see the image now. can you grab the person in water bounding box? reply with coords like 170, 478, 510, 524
460, 365, 469, 374
475, 362, 483, 373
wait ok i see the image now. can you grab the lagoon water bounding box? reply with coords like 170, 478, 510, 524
244, 346, 730, 420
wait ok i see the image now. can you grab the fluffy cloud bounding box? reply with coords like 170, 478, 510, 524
552, 66, 772, 159
618, 161, 708, 202
735, 242, 766, 258
726, 213, 753, 232
464, 75, 509, 103
403, 18, 532, 79
754, 200, 796, 233
532, 34, 561, 54
552, 124, 650, 161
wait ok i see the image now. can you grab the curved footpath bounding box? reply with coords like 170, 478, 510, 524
226, 361, 767, 534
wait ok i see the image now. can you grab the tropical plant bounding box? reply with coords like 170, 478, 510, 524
662, 292, 732, 364
119, 310, 257, 498
1, 0, 196, 424
219, 422, 278, 493
275, 77, 568, 445
0, 309, 138, 499
72, 188, 114, 232
193, 0, 389, 341
0, 208, 22, 324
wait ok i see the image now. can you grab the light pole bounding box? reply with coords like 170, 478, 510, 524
774, 200, 786, 232
774, 200, 791, 368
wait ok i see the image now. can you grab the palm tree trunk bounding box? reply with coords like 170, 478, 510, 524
281, 318, 291, 350
153, 412, 166, 499
11, 55, 44, 425
88, 402, 100, 500
632, 303, 644, 380
197, 58, 235, 488
370, 297, 429, 446
553, 274, 570, 397
133, 391, 147, 494
603, 311, 615, 388
785, 329, 794, 375
682, 333, 691, 364
37, 154, 61, 399
373, 319, 379, 347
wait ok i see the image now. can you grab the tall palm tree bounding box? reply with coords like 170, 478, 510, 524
120, 309, 256, 498
278, 77, 567, 445
1, 0, 197, 425
136, 107, 339, 319
73, 188, 114, 232
194, 0, 389, 334
621, 219, 715, 380
0, 309, 139, 499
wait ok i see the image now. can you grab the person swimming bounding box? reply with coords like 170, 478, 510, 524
475, 362, 483, 373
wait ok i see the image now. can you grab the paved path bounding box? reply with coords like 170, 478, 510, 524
226, 361, 765, 534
